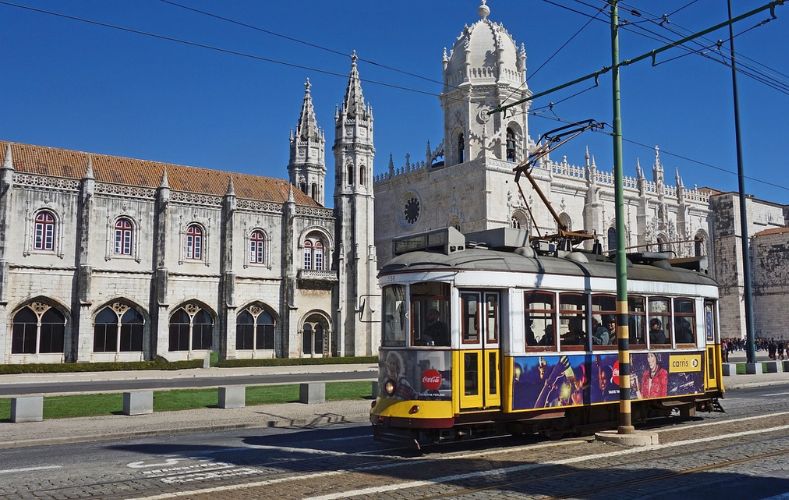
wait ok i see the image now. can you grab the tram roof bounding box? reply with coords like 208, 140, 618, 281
380, 248, 717, 287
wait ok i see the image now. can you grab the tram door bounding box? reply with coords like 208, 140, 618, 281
704, 300, 720, 391
458, 291, 501, 410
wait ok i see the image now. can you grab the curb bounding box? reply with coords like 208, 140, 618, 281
725, 379, 789, 390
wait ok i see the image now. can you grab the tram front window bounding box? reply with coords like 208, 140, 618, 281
411, 282, 450, 347
382, 285, 406, 347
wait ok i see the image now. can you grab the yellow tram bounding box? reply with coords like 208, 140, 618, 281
370, 227, 724, 447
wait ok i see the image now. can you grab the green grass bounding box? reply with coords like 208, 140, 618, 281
0, 381, 374, 421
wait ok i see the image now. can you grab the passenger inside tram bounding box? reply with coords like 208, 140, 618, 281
422, 308, 449, 346
562, 316, 587, 346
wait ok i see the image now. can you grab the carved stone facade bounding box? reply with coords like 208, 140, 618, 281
372, 1, 789, 341
0, 60, 378, 364
374, 3, 711, 266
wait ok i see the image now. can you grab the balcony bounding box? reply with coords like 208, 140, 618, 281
297, 269, 338, 285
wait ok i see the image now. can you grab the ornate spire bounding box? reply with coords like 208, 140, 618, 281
585, 146, 590, 167
636, 158, 644, 178
478, 0, 490, 19
287, 184, 295, 203
84, 155, 95, 179
675, 168, 683, 187
159, 167, 170, 189
388, 153, 395, 175
2, 143, 13, 170
226, 175, 235, 196
342, 51, 366, 118
295, 78, 321, 141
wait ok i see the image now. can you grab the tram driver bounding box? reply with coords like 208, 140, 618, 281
422, 308, 449, 346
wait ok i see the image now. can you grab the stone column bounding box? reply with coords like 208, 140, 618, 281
153, 170, 170, 359
0, 144, 14, 363
74, 157, 95, 362
220, 177, 237, 360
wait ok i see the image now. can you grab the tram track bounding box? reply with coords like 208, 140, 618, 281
413, 430, 789, 500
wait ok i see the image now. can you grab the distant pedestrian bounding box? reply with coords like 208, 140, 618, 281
768, 340, 777, 360
778, 340, 785, 361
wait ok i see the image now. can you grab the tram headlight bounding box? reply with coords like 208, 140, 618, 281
384, 379, 396, 396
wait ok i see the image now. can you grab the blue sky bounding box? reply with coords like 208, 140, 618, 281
1, 0, 787, 205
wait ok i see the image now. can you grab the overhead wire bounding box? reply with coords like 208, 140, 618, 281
554, 0, 789, 96
0, 0, 786, 194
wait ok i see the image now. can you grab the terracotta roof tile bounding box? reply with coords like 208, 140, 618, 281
753, 226, 789, 238
1, 140, 321, 207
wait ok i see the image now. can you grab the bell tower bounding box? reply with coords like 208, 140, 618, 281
333, 52, 379, 356
288, 78, 326, 205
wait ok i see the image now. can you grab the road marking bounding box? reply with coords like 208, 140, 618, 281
0, 465, 62, 474
130, 439, 586, 499
762, 391, 789, 397
307, 424, 789, 499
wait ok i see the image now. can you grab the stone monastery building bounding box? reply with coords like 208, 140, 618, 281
2, 2, 788, 365
0, 57, 379, 364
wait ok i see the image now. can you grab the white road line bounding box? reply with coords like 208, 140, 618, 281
654, 410, 789, 433
130, 439, 587, 499
307, 424, 789, 499
762, 391, 789, 397
0, 465, 62, 474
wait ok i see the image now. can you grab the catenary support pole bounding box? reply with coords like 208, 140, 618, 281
727, 0, 757, 364
611, 0, 633, 434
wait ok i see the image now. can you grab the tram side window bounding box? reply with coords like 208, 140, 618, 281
411, 282, 450, 347
591, 294, 617, 348
382, 285, 406, 347
525, 291, 556, 350
648, 297, 672, 348
559, 293, 588, 350
673, 298, 696, 346
629, 296, 647, 347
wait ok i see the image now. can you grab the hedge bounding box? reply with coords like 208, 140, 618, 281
0, 359, 203, 374
0, 355, 378, 374
215, 355, 378, 368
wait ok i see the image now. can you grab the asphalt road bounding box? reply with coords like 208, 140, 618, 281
0, 383, 787, 499
0, 370, 377, 396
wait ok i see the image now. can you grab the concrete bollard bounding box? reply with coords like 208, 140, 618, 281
371, 381, 379, 398
745, 362, 763, 375
123, 391, 153, 416
203, 351, 212, 369
783, 360, 789, 373
763, 361, 779, 373
219, 386, 245, 409
722, 363, 738, 376
299, 383, 325, 404
11, 395, 43, 423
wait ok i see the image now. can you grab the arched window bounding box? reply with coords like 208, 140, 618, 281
114, 217, 134, 256
93, 302, 144, 352
559, 213, 572, 232
169, 303, 213, 352
457, 133, 465, 163
12, 302, 66, 354
347, 164, 354, 185
656, 235, 669, 253
311, 183, 318, 200
511, 211, 528, 230
303, 233, 328, 271
511, 216, 521, 229
359, 166, 366, 186
607, 227, 617, 252
185, 224, 203, 260
249, 230, 266, 264
302, 313, 329, 356
694, 233, 707, 257
303, 240, 313, 270
314, 241, 324, 271
34, 210, 56, 251
506, 128, 517, 162
237, 305, 276, 350
299, 182, 307, 194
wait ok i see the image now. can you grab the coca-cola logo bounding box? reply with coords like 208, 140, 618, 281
612, 360, 620, 386
421, 369, 442, 391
